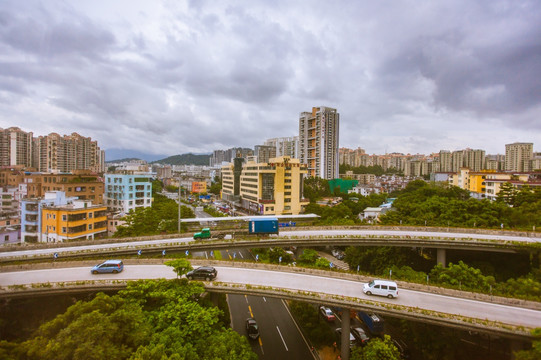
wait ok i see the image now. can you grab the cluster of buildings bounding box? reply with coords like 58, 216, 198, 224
217, 106, 340, 215
2, 112, 539, 244
339, 143, 541, 176
339, 143, 541, 200
0, 127, 105, 173
0, 128, 155, 244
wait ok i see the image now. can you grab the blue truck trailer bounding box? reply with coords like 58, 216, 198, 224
358, 311, 384, 335
248, 217, 279, 235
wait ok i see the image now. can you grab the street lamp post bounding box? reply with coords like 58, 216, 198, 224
178, 178, 181, 233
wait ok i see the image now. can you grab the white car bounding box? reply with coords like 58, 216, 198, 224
363, 279, 398, 298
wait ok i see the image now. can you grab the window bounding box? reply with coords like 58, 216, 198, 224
89, 212, 93, 218
88, 224, 93, 230
62, 227, 66, 233
4, 235, 8, 242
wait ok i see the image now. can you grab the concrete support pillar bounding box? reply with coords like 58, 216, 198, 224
437, 248, 446, 267
341, 309, 351, 360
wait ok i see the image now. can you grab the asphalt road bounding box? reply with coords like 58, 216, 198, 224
1, 265, 539, 329
228, 294, 314, 359
2, 228, 538, 260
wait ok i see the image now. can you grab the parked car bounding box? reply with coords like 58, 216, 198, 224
351, 326, 370, 346
335, 328, 357, 349
392, 338, 411, 359
331, 249, 345, 260
245, 317, 259, 339
91, 260, 124, 274
363, 279, 399, 298
186, 266, 217, 281
319, 306, 336, 322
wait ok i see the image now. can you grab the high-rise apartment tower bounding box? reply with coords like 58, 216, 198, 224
299, 106, 339, 179
505, 142, 533, 172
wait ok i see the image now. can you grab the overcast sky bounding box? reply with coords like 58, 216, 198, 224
1, 0, 540, 159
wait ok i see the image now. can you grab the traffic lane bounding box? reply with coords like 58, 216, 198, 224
249, 296, 315, 359
229, 294, 264, 357
0, 236, 196, 259
281, 229, 541, 243
1, 265, 540, 329
0, 265, 176, 285
213, 267, 541, 329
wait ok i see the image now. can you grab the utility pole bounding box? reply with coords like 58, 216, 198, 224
178, 177, 181, 233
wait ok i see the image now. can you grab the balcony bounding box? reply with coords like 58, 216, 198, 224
68, 213, 87, 221
259, 199, 275, 204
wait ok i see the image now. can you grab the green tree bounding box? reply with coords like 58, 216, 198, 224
303, 177, 331, 202
496, 182, 517, 206
165, 259, 193, 278
18, 293, 151, 360
298, 249, 320, 265
351, 334, 400, 360
514, 328, 541, 360
2, 280, 257, 360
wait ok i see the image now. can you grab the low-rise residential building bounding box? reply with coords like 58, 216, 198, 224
21, 191, 77, 243
448, 169, 534, 200
41, 200, 107, 242
1, 170, 104, 204
104, 173, 153, 214
359, 207, 390, 223
0, 225, 20, 245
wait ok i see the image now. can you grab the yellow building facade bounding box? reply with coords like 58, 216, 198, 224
449, 169, 531, 200
239, 156, 309, 215
41, 200, 107, 242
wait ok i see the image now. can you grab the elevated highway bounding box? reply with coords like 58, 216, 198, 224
0, 228, 539, 264
0, 261, 539, 341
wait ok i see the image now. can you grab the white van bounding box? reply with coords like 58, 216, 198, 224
363, 279, 399, 299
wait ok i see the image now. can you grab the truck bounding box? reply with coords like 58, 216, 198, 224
193, 228, 225, 240
358, 311, 384, 335
248, 218, 279, 235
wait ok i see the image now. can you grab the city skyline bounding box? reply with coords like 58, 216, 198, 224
1, 1, 540, 157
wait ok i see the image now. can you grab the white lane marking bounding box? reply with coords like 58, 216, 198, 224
276, 326, 289, 351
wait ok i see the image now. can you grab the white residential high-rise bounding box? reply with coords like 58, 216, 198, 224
299, 106, 339, 179
264, 136, 299, 159
505, 142, 533, 172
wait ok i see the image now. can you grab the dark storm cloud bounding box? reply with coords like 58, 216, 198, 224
376, 1, 541, 120
0, 7, 115, 59
0, 0, 540, 156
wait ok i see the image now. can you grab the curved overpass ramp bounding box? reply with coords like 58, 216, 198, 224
1, 262, 539, 340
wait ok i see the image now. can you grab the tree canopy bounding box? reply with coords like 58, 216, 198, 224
1, 279, 256, 360
379, 180, 541, 230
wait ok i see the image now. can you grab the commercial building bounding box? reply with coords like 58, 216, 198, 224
104, 173, 153, 214
41, 199, 107, 242
299, 106, 340, 179
222, 156, 309, 215
240, 156, 309, 215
